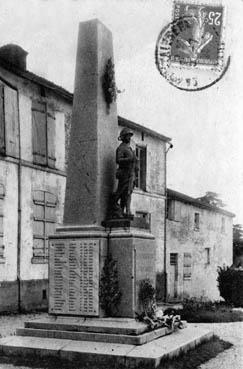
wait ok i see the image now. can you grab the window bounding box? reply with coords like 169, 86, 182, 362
194, 212, 200, 230
135, 211, 151, 229
32, 190, 57, 263
183, 253, 192, 279
32, 101, 56, 168
42, 289, 47, 300
221, 217, 225, 233
0, 85, 4, 155
167, 199, 175, 220
0, 83, 19, 158
170, 253, 178, 265
135, 145, 146, 191
0, 184, 5, 263
205, 248, 210, 265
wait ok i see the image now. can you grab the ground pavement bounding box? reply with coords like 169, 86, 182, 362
0, 313, 242, 369
196, 322, 243, 369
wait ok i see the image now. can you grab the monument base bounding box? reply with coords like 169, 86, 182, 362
48, 220, 156, 319
16, 316, 187, 345
0, 320, 213, 368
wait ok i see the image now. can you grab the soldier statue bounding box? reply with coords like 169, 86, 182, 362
111, 127, 138, 218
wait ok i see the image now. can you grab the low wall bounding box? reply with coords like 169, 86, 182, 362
0, 279, 48, 313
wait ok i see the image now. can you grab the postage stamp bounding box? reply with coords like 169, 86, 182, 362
171, 2, 224, 67
155, 1, 230, 91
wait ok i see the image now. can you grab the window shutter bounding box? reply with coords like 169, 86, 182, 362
32, 190, 46, 261
140, 147, 146, 191
4, 85, 19, 158
32, 190, 57, 262
0, 85, 5, 155
183, 253, 192, 279
194, 213, 200, 230
135, 146, 147, 190
170, 253, 178, 265
135, 147, 139, 187
47, 107, 56, 168
0, 184, 5, 262
32, 101, 47, 165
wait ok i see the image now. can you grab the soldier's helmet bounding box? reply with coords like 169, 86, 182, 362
118, 127, 133, 140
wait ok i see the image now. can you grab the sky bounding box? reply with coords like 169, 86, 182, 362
0, 0, 242, 222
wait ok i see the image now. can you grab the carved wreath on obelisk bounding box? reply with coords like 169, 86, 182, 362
102, 58, 117, 108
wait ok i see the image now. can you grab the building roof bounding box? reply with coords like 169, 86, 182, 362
0, 55, 73, 101
167, 188, 235, 218
0, 53, 171, 143
118, 116, 171, 143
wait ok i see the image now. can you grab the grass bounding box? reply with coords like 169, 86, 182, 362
181, 308, 243, 323
0, 336, 233, 369
177, 299, 243, 323
158, 336, 232, 369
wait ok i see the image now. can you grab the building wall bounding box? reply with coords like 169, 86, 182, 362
0, 160, 19, 312
128, 127, 167, 299
129, 128, 166, 195
20, 167, 66, 281
0, 161, 18, 282
167, 200, 233, 301
0, 65, 71, 312
132, 192, 165, 300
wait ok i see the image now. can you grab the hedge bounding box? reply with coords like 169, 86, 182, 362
217, 266, 243, 307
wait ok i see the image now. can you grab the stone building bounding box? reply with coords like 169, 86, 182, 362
0, 44, 171, 312
166, 189, 234, 301
0, 44, 234, 312
0, 44, 72, 312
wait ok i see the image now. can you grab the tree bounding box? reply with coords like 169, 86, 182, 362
217, 266, 243, 306
233, 224, 243, 258
196, 191, 226, 208
233, 224, 243, 243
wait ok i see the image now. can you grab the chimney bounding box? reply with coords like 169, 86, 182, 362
0, 44, 28, 71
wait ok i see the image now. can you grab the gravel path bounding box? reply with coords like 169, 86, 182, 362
0, 313, 48, 338
0, 313, 48, 369
0, 314, 242, 368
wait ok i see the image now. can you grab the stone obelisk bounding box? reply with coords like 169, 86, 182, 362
64, 19, 117, 227
49, 19, 118, 317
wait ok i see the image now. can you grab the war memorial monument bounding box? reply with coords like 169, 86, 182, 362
0, 19, 213, 367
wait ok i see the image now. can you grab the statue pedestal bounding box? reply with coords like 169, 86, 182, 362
104, 220, 156, 318
48, 220, 156, 319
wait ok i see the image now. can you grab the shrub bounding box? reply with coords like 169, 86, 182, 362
180, 297, 243, 322
182, 297, 217, 313
217, 266, 243, 307
138, 278, 156, 315
99, 254, 122, 316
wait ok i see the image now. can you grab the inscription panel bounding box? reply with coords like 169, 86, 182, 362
135, 239, 156, 315
135, 241, 156, 282
49, 239, 99, 316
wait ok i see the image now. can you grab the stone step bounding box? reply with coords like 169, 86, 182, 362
16, 326, 173, 346
0, 325, 214, 368
24, 317, 149, 335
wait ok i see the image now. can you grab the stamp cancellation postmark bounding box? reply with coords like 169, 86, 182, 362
155, 1, 230, 91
